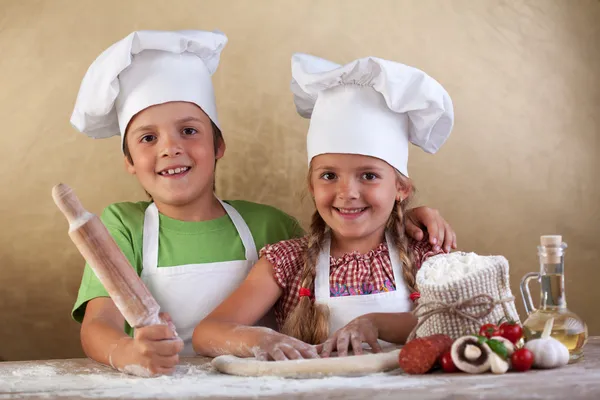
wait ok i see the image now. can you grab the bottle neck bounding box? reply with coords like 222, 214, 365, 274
538, 244, 567, 310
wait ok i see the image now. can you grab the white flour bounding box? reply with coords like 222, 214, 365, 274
1, 359, 598, 399
417, 252, 497, 286
122, 364, 152, 378
9, 365, 57, 377
0, 360, 448, 399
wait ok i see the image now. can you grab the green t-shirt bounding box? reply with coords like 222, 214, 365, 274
71, 200, 304, 334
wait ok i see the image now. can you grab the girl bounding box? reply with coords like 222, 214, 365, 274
69, 30, 455, 376
192, 53, 454, 360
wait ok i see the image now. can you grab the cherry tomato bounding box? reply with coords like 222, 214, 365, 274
511, 348, 534, 372
479, 323, 500, 339
499, 321, 523, 344
440, 351, 458, 373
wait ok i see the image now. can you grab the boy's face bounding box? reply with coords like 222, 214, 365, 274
124, 101, 225, 208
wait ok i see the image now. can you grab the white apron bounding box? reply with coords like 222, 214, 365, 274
141, 200, 275, 355
314, 232, 413, 347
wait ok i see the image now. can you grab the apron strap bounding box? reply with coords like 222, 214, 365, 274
386, 231, 411, 297
314, 234, 332, 302
218, 199, 258, 262
385, 231, 403, 287
143, 203, 160, 273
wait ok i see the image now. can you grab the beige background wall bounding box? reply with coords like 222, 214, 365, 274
0, 0, 598, 361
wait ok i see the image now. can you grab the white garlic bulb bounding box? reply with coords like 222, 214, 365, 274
489, 351, 509, 374
524, 318, 570, 369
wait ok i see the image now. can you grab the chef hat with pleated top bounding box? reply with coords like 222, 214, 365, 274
70, 30, 228, 148
290, 53, 454, 177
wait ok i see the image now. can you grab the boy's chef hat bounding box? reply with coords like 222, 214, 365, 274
290, 53, 454, 177
70, 30, 227, 146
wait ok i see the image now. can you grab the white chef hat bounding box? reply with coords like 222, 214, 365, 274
290, 53, 454, 177
70, 30, 228, 148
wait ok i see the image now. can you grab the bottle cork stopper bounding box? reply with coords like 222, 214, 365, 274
541, 235, 562, 247
540, 235, 563, 264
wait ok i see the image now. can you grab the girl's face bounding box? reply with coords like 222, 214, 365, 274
309, 153, 410, 247
124, 101, 225, 208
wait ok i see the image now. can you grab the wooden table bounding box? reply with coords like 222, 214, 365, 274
1, 337, 599, 399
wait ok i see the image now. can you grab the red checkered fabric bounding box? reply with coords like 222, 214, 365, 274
260, 236, 441, 329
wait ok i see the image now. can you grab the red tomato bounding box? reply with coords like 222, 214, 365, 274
440, 351, 458, 373
511, 348, 534, 372
499, 321, 523, 344
479, 323, 500, 339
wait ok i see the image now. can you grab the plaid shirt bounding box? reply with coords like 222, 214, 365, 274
260, 236, 440, 329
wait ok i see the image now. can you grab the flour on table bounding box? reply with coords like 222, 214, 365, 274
9, 365, 57, 377
2, 357, 598, 399
0, 357, 449, 399
122, 364, 152, 378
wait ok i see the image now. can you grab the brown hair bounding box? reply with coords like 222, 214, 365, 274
281, 169, 416, 344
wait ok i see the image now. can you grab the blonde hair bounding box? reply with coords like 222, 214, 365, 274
281, 168, 417, 344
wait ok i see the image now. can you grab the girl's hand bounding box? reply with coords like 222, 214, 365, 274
404, 206, 457, 253
318, 315, 381, 358
110, 312, 184, 377
253, 331, 319, 361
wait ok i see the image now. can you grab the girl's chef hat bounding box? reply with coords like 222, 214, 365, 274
70, 30, 227, 147
290, 53, 454, 177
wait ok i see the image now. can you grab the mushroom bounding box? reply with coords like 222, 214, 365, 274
450, 336, 492, 374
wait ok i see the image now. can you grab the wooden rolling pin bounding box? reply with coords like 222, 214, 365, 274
52, 183, 163, 328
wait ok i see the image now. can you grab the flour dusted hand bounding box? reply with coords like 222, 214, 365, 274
319, 315, 381, 358
252, 331, 319, 361
109, 313, 184, 377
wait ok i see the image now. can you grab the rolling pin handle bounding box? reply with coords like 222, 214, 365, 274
52, 183, 88, 224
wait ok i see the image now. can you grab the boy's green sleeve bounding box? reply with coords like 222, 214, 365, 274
289, 216, 305, 238
71, 209, 137, 324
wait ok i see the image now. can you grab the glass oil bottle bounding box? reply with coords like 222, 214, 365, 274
520, 235, 588, 362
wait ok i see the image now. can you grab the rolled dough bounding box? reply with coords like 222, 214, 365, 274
211, 349, 401, 379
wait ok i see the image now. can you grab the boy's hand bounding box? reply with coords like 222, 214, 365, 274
318, 315, 380, 358
110, 313, 183, 377
404, 206, 456, 253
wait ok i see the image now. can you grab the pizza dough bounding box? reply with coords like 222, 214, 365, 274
211, 349, 401, 378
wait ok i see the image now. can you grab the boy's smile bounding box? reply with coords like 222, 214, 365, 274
157, 166, 191, 177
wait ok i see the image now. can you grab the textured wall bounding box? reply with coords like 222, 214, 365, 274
0, 0, 598, 361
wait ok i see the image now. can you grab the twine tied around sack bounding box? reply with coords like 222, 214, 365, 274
406, 293, 515, 341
